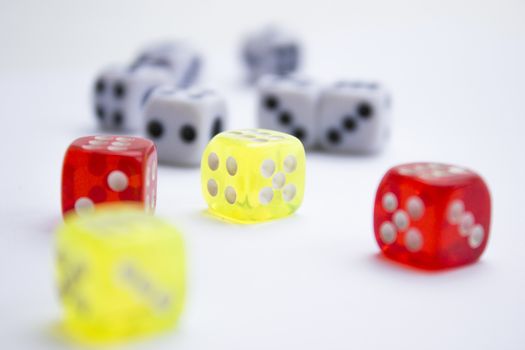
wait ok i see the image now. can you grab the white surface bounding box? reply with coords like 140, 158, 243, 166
1, 0, 525, 349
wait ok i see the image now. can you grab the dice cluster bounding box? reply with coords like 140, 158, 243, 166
92, 42, 230, 167
92, 41, 202, 131
258, 76, 391, 153
55, 26, 492, 344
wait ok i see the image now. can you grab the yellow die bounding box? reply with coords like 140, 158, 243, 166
201, 129, 306, 223
55, 204, 185, 342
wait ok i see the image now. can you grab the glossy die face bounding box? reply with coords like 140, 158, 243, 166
93, 65, 172, 131
201, 129, 305, 223
257, 75, 319, 148
373, 163, 491, 269
144, 86, 227, 166
318, 81, 391, 153
56, 204, 185, 342
61, 136, 157, 216
242, 27, 300, 82
132, 41, 201, 88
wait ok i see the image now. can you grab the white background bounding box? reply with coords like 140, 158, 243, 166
1, 0, 524, 349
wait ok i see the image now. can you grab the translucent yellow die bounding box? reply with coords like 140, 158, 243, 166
201, 129, 306, 223
55, 204, 185, 343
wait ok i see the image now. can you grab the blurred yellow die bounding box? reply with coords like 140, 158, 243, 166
55, 204, 185, 342
201, 129, 306, 223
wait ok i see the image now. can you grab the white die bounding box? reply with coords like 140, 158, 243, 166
143, 86, 227, 166
93, 65, 173, 131
132, 41, 201, 88
318, 81, 391, 153
257, 75, 319, 148
242, 26, 301, 82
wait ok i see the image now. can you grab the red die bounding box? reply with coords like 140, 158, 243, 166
373, 162, 491, 269
61, 135, 157, 216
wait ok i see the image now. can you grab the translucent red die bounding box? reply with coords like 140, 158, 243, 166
373, 162, 491, 269
61, 135, 157, 216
